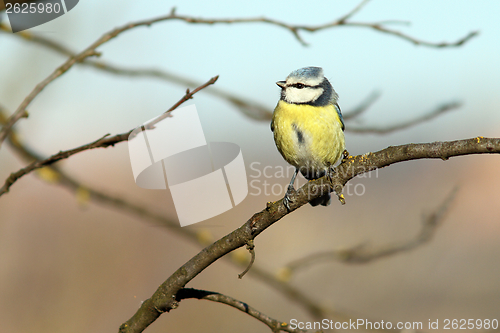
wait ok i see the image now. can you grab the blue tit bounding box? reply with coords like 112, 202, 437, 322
271, 67, 346, 209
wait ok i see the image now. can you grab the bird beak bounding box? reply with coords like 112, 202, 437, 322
276, 81, 286, 89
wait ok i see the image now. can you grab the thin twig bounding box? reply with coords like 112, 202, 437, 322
284, 186, 459, 274
246, 264, 354, 322
141, 75, 219, 131
0, 45, 99, 148
337, 0, 372, 23
161, 9, 478, 47
176, 288, 305, 333
0, 76, 218, 197
238, 240, 256, 279
1, 133, 111, 194
342, 90, 381, 121
348, 101, 462, 134
352, 23, 478, 48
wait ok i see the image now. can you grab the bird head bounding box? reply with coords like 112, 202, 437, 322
277, 67, 337, 106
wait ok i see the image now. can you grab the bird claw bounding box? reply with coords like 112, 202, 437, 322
283, 185, 296, 211
340, 149, 350, 164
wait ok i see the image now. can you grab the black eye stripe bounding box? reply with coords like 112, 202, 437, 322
287, 83, 321, 89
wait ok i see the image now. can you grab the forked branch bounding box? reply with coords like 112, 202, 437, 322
175, 288, 305, 333
119, 137, 499, 333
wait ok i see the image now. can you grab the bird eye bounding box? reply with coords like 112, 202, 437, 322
295, 83, 305, 89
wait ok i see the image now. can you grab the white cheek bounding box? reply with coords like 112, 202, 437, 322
285, 87, 323, 104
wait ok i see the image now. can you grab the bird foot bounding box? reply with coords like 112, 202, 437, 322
283, 185, 297, 211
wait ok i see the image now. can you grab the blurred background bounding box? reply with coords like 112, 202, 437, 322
1, 1, 499, 332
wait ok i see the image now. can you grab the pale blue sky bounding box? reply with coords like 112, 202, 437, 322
1, 0, 499, 161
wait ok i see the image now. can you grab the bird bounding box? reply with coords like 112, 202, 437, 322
271, 66, 346, 209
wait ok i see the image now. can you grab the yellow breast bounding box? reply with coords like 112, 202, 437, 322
272, 100, 345, 175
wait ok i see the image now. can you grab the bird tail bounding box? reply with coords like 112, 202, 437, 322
301, 169, 332, 207
309, 192, 331, 206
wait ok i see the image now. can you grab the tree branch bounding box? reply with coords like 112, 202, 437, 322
348, 101, 462, 134
284, 186, 458, 275
2, 94, 350, 325
0, 3, 478, 48
4, 101, 446, 327
0, 22, 462, 127
161, 6, 477, 47
340, 22, 478, 48
0, 1, 477, 144
175, 288, 304, 333
0, 6, 484, 331
0, 36, 99, 147
244, 264, 354, 322
0, 76, 218, 197
119, 137, 500, 333
342, 90, 381, 121
0, 22, 273, 121
0, 9, 228, 148
336, 0, 371, 23
1, 23, 462, 128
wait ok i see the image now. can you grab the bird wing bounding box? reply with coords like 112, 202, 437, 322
335, 103, 345, 131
